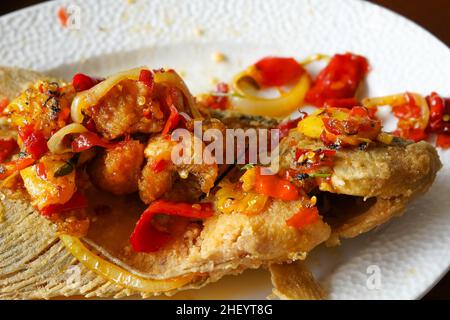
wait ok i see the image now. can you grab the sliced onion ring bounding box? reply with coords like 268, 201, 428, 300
71, 67, 200, 123
47, 123, 88, 154
59, 234, 199, 293
229, 73, 311, 118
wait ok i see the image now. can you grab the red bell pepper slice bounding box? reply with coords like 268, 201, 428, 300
0, 138, 18, 163
161, 105, 181, 135
305, 53, 369, 107
254, 167, 300, 201
71, 132, 114, 152
130, 200, 215, 253
253, 57, 305, 87
286, 206, 320, 229
40, 191, 88, 217
18, 125, 48, 160
72, 73, 103, 92
0, 157, 35, 180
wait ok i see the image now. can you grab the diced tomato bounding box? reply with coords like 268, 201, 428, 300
286, 206, 320, 229
40, 191, 88, 217
130, 200, 214, 253
18, 125, 48, 160
253, 57, 305, 87
202, 82, 229, 110
161, 105, 181, 135
139, 69, 154, 92
254, 167, 299, 201
305, 53, 369, 107
71, 132, 114, 152
72, 73, 102, 92
0, 139, 18, 163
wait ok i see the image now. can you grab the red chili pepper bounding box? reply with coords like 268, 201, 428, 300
161, 105, 181, 135
36, 162, 47, 180
436, 133, 450, 148
278, 112, 307, 139
426, 92, 450, 135
71, 132, 113, 152
254, 167, 299, 201
0, 157, 35, 180
139, 69, 154, 92
0, 97, 9, 114
286, 206, 320, 229
0, 138, 18, 163
130, 200, 215, 253
72, 73, 102, 92
253, 57, 305, 87
305, 53, 369, 107
152, 159, 169, 173
18, 125, 48, 160
40, 191, 88, 217
204, 82, 230, 110
57, 7, 69, 28
324, 98, 359, 109
84, 118, 98, 133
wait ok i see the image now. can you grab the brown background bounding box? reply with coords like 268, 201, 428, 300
0, 0, 449, 300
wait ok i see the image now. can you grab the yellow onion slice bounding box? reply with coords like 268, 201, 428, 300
229, 73, 311, 118
59, 234, 198, 293
47, 123, 88, 154
362, 93, 430, 130
71, 67, 200, 123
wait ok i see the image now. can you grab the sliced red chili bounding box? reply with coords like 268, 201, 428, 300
161, 105, 181, 135
253, 57, 305, 87
286, 206, 320, 229
36, 162, 47, 180
40, 191, 88, 217
72, 73, 102, 92
130, 200, 214, 253
278, 112, 307, 139
139, 69, 154, 92
0, 138, 18, 163
254, 167, 300, 201
152, 159, 169, 173
436, 133, 450, 148
305, 53, 369, 107
71, 132, 114, 152
18, 125, 48, 160
0, 157, 35, 180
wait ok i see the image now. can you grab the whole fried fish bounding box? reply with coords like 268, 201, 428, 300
0, 67, 441, 299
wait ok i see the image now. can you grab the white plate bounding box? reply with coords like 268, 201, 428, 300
1, 0, 449, 300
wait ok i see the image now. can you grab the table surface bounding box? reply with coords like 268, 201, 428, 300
0, 0, 449, 300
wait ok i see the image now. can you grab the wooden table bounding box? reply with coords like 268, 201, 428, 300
0, 0, 449, 300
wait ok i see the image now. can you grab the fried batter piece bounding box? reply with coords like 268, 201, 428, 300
88, 139, 145, 195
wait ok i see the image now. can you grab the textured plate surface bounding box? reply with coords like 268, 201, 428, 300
0, 0, 449, 300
